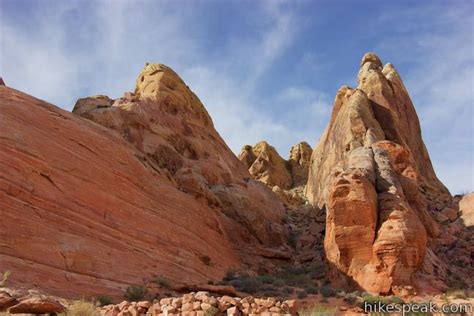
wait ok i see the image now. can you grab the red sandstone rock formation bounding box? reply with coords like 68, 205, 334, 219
0, 65, 287, 299
305, 53, 452, 294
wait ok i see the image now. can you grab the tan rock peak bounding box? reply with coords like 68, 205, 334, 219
360, 52, 383, 67
288, 141, 312, 187
251, 140, 273, 155
135, 63, 214, 127
246, 141, 292, 190
289, 141, 312, 163
135, 63, 183, 96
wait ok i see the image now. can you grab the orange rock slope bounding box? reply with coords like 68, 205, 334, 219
0, 65, 287, 299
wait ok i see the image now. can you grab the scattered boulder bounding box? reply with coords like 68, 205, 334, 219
98, 293, 298, 316
7, 297, 65, 314
72, 95, 114, 117
0, 291, 18, 311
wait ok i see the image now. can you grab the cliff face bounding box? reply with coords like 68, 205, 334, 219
73, 64, 287, 249
306, 53, 450, 209
0, 64, 288, 299
305, 53, 452, 294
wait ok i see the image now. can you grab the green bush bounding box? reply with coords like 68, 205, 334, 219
297, 290, 308, 299
223, 270, 237, 282
304, 285, 319, 295
124, 285, 148, 301
282, 287, 294, 295
96, 295, 113, 307
320, 286, 337, 298
344, 293, 357, 305
257, 274, 276, 284
153, 276, 170, 289
446, 289, 467, 299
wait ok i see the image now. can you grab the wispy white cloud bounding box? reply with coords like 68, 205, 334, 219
1, 1, 472, 193
2, 0, 324, 158
373, 3, 474, 194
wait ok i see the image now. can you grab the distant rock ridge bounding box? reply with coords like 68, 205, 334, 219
237, 141, 312, 207
305, 52, 454, 294
238, 141, 312, 190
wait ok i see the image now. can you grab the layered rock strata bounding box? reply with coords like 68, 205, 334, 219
0, 64, 288, 298
305, 53, 452, 294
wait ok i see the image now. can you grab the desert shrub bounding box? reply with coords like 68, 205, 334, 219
273, 278, 286, 287
61, 300, 96, 316
124, 285, 148, 301
320, 286, 337, 298
305, 262, 326, 279
0, 271, 10, 287
299, 305, 337, 316
234, 277, 261, 294
153, 276, 170, 288
344, 293, 357, 305
200, 255, 212, 266
282, 287, 294, 295
275, 267, 312, 287
304, 285, 318, 295
361, 294, 405, 311
262, 289, 283, 298
362, 294, 386, 304
257, 274, 276, 284
223, 270, 238, 282
350, 290, 362, 297
446, 289, 467, 299
204, 306, 219, 316
297, 290, 308, 299
96, 295, 113, 307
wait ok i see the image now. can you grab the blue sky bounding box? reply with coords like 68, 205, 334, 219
1, 0, 473, 194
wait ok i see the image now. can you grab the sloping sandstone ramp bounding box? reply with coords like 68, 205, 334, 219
0, 86, 239, 298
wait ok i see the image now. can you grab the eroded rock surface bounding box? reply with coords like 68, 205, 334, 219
238, 141, 312, 208
306, 53, 453, 294
238, 141, 292, 190
0, 64, 287, 299
288, 142, 312, 187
